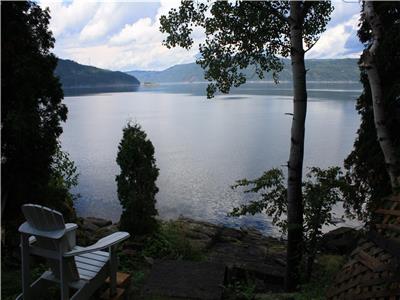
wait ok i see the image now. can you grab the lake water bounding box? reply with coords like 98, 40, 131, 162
61, 82, 362, 235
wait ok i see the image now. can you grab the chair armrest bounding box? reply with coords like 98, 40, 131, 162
65, 223, 78, 232
27, 223, 78, 245
29, 236, 37, 245
63, 232, 130, 257
65, 223, 78, 249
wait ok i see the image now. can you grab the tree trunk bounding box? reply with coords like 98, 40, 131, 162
363, 1, 400, 190
285, 1, 307, 292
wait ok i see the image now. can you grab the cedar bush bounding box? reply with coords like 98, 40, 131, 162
116, 122, 159, 235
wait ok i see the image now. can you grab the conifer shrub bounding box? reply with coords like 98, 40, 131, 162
116, 122, 159, 235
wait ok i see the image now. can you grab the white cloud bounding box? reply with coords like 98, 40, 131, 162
52, 0, 203, 71
109, 17, 155, 46
100, 0, 204, 70
40, 0, 100, 38
306, 14, 361, 59
79, 2, 133, 42
42, 0, 363, 71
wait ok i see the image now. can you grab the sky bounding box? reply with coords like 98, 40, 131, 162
39, 0, 364, 72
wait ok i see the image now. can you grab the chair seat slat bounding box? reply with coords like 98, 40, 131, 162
75, 256, 107, 268
73, 247, 109, 263
77, 268, 98, 280
78, 273, 93, 281
76, 260, 103, 273
77, 253, 109, 263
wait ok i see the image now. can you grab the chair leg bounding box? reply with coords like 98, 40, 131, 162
109, 245, 117, 297
21, 234, 30, 300
60, 255, 69, 300
16, 276, 53, 300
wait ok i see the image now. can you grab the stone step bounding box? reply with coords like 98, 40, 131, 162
100, 287, 125, 300
105, 272, 131, 288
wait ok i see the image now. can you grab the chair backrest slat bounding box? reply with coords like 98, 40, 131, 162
22, 204, 65, 231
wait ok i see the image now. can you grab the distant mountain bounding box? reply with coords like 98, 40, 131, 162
55, 59, 140, 92
127, 59, 359, 83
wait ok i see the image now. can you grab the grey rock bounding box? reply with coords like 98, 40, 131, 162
174, 217, 286, 284
81, 221, 99, 232
321, 227, 360, 255
93, 224, 119, 240
85, 217, 112, 227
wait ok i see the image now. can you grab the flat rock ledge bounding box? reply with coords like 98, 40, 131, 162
174, 217, 287, 291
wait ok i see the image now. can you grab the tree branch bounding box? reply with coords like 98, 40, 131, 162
364, 1, 382, 56
265, 2, 290, 24
304, 37, 320, 53
302, 1, 313, 19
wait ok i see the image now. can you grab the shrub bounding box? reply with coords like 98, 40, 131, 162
44, 142, 79, 221
295, 255, 346, 300
230, 167, 348, 280
142, 222, 203, 261
116, 122, 159, 235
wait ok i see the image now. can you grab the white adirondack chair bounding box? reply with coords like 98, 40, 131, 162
17, 204, 130, 300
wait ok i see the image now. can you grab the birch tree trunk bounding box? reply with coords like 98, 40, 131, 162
285, 1, 307, 291
363, 1, 400, 190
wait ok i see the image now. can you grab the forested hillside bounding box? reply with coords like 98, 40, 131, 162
56, 59, 140, 88
127, 59, 359, 83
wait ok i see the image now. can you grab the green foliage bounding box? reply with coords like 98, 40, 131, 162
295, 255, 345, 300
50, 143, 79, 191
230, 167, 347, 276
160, 1, 332, 98
344, 2, 400, 221
230, 168, 287, 229
131, 270, 146, 287
225, 280, 257, 300
42, 142, 79, 221
116, 122, 159, 236
1, 1, 69, 243
142, 222, 203, 261
302, 167, 350, 277
1, 263, 49, 300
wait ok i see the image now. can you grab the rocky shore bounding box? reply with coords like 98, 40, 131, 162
76, 216, 119, 245
77, 215, 360, 299
78, 215, 359, 258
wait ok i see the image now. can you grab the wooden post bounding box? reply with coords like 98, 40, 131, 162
21, 234, 30, 300
109, 245, 117, 297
